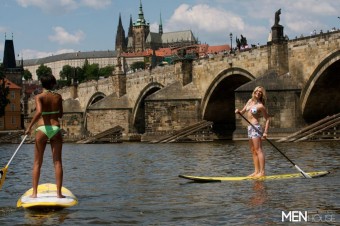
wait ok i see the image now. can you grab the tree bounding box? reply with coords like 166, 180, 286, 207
0, 64, 10, 117
22, 69, 32, 80
59, 65, 73, 84
36, 64, 52, 80
130, 61, 145, 72
75, 66, 85, 83
98, 65, 115, 78
85, 63, 99, 81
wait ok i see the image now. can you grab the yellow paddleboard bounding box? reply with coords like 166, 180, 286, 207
17, 183, 78, 209
179, 171, 330, 182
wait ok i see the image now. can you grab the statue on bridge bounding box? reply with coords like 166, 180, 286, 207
275, 9, 281, 25
236, 35, 248, 51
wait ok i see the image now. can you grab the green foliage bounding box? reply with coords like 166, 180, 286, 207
22, 69, 32, 80
75, 67, 85, 83
36, 64, 52, 80
34, 60, 114, 88
59, 65, 73, 82
98, 65, 115, 78
0, 64, 10, 117
130, 61, 145, 71
84, 63, 99, 81
57, 79, 70, 88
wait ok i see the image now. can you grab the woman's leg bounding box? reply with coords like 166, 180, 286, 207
31, 131, 48, 198
252, 137, 265, 177
50, 132, 65, 198
248, 139, 260, 176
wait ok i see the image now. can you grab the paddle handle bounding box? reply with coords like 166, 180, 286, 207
6, 135, 28, 168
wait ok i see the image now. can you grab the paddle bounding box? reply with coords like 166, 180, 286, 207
237, 113, 312, 178
0, 135, 28, 190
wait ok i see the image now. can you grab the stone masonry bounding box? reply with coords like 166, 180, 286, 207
25, 30, 340, 141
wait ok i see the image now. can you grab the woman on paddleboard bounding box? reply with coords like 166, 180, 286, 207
25, 73, 65, 198
235, 86, 270, 177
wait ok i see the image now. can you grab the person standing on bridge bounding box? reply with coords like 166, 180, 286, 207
25, 73, 65, 198
235, 86, 270, 177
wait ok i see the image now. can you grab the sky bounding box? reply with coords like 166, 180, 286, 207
0, 0, 339, 61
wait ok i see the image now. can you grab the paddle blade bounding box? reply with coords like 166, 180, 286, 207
0, 167, 8, 190
294, 165, 312, 179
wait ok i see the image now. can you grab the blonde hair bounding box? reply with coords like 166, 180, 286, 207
252, 86, 267, 105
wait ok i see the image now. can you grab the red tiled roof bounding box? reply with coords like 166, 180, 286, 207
207, 44, 230, 53
155, 48, 172, 57
0, 78, 21, 89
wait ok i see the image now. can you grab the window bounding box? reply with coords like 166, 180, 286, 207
11, 103, 16, 111
11, 91, 15, 99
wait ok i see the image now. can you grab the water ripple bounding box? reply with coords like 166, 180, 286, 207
0, 141, 339, 225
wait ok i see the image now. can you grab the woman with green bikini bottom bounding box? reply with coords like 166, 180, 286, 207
25, 73, 65, 198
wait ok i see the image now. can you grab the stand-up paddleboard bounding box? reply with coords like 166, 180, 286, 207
179, 171, 330, 182
17, 183, 78, 209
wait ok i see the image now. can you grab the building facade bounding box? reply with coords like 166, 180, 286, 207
1, 38, 23, 131
0, 78, 22, 130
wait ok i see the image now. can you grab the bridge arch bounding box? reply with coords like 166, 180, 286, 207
300, 50, 340, 122
86, 92, 106, 109
132, 82, 164, 133
83, 92, 106, 132
201, 67, 254, 138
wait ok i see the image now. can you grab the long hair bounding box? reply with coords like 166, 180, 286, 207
252, 86, 267, 106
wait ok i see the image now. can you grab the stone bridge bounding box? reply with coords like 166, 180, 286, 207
27, 30, 340, 141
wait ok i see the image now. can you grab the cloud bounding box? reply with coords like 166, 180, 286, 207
48, 26, 85, 45
16, 0, 78, 13
166, 4, 244, 33
21, 48, 76, 60
80, 0, 111, 10
0, 26, 7, 33
288, 0, 338, 15
16, 0, 111, 13
164, 4, 247, 45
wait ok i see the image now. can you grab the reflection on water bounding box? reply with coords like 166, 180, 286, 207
249, 181, 267, 207
24, 209, 71, 225
0, 141, 339, 225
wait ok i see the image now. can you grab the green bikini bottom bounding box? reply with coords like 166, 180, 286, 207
36, 125, 61, 139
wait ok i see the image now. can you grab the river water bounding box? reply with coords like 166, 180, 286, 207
0, 141, 339, 225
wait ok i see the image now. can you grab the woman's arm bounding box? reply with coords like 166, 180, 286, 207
235, 99, 251, 115
25, 95, 42, 134
58, 95, 63, 118
261, 105, 270, 138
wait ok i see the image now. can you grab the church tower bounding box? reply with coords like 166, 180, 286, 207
132, 0, 150, 52
115, 13, 126, 52
3, 35, 23, 86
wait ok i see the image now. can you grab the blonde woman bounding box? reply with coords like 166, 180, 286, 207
235, 86, 270, 177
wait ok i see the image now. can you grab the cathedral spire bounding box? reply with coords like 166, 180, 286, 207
115, 13, 126, 52
159, 12, 163, 35
128, 15, 133, 37
135, 0, 146, 26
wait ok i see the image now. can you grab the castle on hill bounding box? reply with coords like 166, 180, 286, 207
115, 0, 198, 53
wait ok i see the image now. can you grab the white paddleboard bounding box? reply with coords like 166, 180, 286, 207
17, 183, 78, 209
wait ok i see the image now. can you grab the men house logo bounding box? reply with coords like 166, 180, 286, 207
282, 211, 307, 222
282, 210, 336, 223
